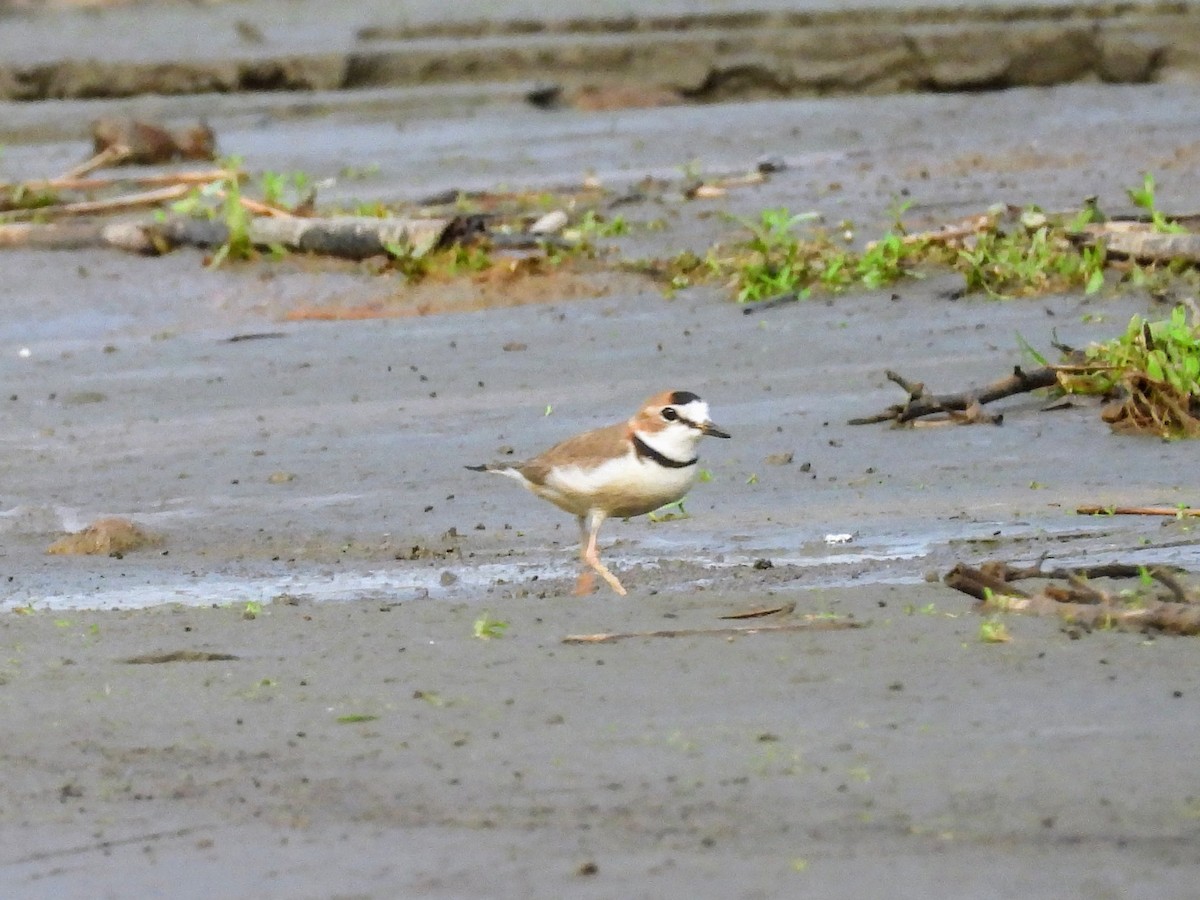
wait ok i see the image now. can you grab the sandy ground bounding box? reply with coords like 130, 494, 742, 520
2, 7, 1200, 896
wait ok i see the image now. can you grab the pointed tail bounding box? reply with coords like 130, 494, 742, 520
466, 463, 528, 488
465, 463, 518, 474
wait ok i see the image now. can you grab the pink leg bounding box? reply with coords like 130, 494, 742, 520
573, 570, 597, 596
580, 510, 626, 596
573, 516, 597, 595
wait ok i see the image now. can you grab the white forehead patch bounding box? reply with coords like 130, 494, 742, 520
672, 399, 710, 426
634, 396, 714, 464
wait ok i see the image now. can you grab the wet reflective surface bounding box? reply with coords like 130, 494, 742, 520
2, 44, 1200, 899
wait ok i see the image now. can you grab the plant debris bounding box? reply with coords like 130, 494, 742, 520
1077, 505, 1200, 517
562, 615, 861, 643
853, 304, 1200, 437
944, 560, 1200, 636
718, 602, 796, 620
849, 365, 1059, 426
1058, 305, 1200, 438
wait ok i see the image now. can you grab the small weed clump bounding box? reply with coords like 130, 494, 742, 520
572, 209, 630, 241
679, 203, 1113, 303
383, 238, 493, 284
978, 616, 1012, 643
170, 160, 506, 279
666, 172, 1200, 304
1127, 172, 1185, 235
957, 208, 1106, 298
673, 205, 942, 303
0, 183, 59, 214
168, 158, 258, 266
259, 169, 313, 210
473, 612, 509, 640
1059, 304, 1200, 438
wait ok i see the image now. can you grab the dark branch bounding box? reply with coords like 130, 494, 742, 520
850, 365, 1059, 425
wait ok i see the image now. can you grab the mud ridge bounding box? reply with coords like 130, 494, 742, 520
1, 1, 1198, 102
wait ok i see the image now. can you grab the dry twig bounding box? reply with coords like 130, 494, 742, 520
0, 184, 193, 222
944, 561, 1200, 635
718, 602, 797, 620
562, 617, 862, 643
0, 168, 232, 194
1073, 222, 1200, 265
849, 365, 1060, 425
0, 214, 481, 259
867, 212, 996, 250
58, 145, 133, 179
1077, 505, 1200, 518
684, 171, 766, 200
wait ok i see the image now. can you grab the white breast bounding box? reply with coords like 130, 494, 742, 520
539, 450, 697, 518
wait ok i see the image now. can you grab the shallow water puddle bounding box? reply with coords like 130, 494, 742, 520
10, 515, 1194, 610
5, 562, 570, 612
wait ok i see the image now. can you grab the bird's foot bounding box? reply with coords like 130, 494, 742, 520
588, 561, 627, 597
573, 571, 597, 596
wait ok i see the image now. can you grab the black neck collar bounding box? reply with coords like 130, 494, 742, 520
632, 433, 697, 469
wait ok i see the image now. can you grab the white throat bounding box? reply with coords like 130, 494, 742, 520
632, 420, 703, 464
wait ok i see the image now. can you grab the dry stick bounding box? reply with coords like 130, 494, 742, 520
719, 602, 796, 620
1076, 224, 1200, 265
238, 196, 295, 219
1146, 569, 1191, 605
956, 560, 1191, 604
1066, 572, 1111, 604
57, 144, 132, 180
0, 169, 232, 194
943, 563, 1030, 601
0, 184, 193, 222
562, 618, 863, 644
210, 191, 296, 219
945, 562, 1200, 632
0, 223, 110, 250
912, 399, 998, 427
129, 214, 465, 258
685, 171, 766, 199
712, 172, 767, 189
1077, 505, 1200, 518
866, 212, 995, 250
205, 184, 296, 219
978, 592, 1200, 636
0, 214, 474, 260
1033, 561, 1191, 605
1055, 562, 1183, 578
849, 365, 1060, 425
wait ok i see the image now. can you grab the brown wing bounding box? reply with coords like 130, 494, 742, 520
517, 422, 630, 486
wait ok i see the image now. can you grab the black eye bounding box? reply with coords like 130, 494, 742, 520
662, 407, 678, 421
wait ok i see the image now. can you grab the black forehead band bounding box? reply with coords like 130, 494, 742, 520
668, 391, 701, 406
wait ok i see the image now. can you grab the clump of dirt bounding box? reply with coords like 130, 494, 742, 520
91, 117, 216, 164
46, 517, 161, 556
565, 83, 683, 111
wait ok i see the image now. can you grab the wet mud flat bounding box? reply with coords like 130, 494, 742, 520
3, 9, 1200, 898
5, 581, 1200, 899
4, 285, 1200, 898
